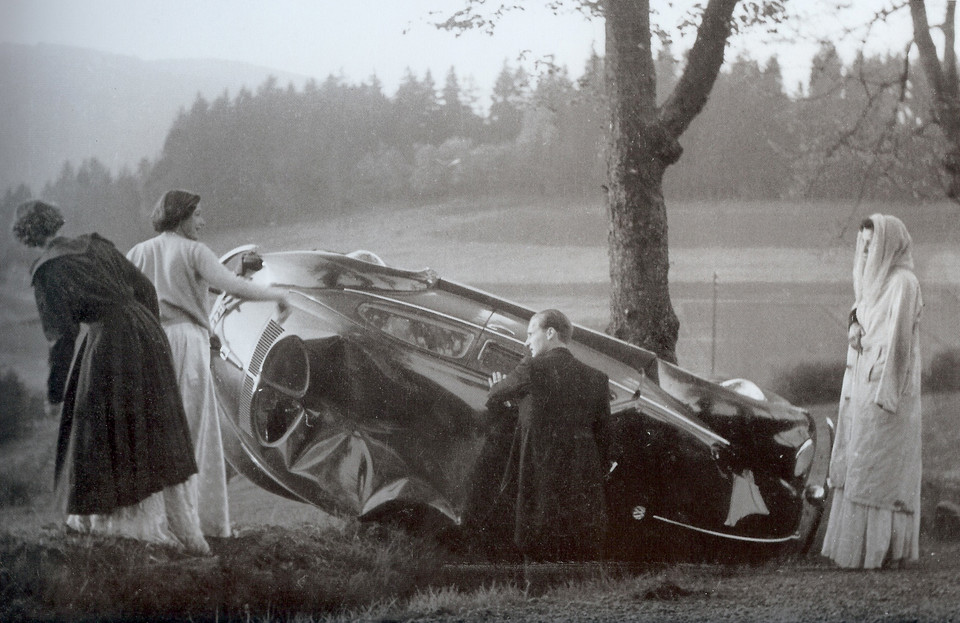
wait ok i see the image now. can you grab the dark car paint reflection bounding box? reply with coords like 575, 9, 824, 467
210, 249, 831, 561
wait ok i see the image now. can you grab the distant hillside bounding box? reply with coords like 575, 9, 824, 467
0, 42, 308, 192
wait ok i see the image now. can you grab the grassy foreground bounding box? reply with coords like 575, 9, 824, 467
1, 520, 450, 621
1, 394, 959, 621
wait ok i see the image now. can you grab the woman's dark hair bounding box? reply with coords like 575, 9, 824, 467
151, 189, 200, 232
11, 200, 64, 247
859, 218, 875, 231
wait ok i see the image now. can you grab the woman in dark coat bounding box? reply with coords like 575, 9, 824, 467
12, 200, 209, 555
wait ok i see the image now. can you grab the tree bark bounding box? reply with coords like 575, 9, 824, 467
604, 0, 738, 362
910, 0, 960, 200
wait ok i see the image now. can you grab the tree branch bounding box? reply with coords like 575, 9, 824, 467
660, 0, 739, 137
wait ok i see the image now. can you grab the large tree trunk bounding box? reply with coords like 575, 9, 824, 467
604, 0, 681, 362
604, 0, 737, 362
910, 0, 960, 200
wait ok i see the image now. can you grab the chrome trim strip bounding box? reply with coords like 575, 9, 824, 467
652, 515, 799, 543
637, 395, 730, 446
484, 329, 525, 347
218, 347, 245, 370
486, 323, 516, 337
779, 478, 799, 497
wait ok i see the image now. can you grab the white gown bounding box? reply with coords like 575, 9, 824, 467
821, 215, 923, 569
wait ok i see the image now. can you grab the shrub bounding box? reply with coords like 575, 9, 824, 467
0, 478, 37, 507
924, 349, 960, 393
0, 368, 45, 443
770, 360, 846, 406
773, 349, 960, 406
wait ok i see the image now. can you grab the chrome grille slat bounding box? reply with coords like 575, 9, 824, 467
250, 319, 284, 375
239, 374, 255, 435
239, 319, 285, 435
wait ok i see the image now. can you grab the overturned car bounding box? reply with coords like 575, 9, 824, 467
209, 247, 831, 561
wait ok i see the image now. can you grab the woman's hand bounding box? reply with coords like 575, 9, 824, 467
848, 321, 863, 353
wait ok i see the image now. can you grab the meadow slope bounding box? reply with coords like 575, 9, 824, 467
4, 199, 957, 389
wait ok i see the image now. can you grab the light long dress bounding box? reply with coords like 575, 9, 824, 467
65, 484, 206, 552
128, 231, 282, 537
163, 322, 231, 536
821, 214, 923, 569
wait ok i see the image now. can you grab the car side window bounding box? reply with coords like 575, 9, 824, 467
358, 303, 474, 358
478, 340, 523, 375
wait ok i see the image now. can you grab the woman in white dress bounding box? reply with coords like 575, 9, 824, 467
127, 190, 290, 538
821, 214, 923, 569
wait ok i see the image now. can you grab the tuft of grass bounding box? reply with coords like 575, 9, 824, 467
398, 582, 526, 620
0, 519, 450, 621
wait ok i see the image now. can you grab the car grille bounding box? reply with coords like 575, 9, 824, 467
238, 319, 285, 436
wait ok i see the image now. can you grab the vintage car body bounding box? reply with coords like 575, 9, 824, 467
209, 247, 831, 561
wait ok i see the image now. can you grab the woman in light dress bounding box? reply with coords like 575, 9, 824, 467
127, 190, 290, 538
12, 199, 209, 555
821, 214, 923, 569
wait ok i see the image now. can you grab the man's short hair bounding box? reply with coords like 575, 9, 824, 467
534, 309, 573, 343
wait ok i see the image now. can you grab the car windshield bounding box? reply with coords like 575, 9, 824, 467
256, 251, 437, 292
358, 303, 475, 358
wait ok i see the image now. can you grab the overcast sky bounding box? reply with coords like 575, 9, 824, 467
1, 1, 936, 103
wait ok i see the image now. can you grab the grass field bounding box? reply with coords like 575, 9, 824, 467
197, 198, 960, 388
3, 199, 958, 391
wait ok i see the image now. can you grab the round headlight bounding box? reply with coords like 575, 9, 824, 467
260, 335, 309, 398
252, 385, 304, 445
252, 335, 310, 445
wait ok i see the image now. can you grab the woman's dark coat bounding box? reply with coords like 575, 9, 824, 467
32, 233, 197, 515
486, 347, 611, 561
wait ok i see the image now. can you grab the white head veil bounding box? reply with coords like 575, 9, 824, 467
853, 214, 914, 326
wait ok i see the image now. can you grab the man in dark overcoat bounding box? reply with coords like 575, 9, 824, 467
486, 309, 612, 563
